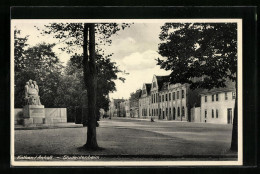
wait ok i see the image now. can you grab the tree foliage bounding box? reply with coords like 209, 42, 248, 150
14, 29, 63, 108
129, 89, 141, 108
158, 23, 237, 90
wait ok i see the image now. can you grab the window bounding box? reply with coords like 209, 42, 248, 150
159, 109, 162, 116
212, 95, 214, 102
162, 95, 164, 102
149, 109, 151, 116
232, 92, 236, 99
216, 109, 218, 118
225, 92, 228, 100
169, 93, 171, 100
156, 109, 158, 116
169, 108, 171, 115
182, 107, 185, 117
165, 94, 168, 101
182, 90, 185, 98
153, 81, 156, 88
205, 96, 207, 102
216, 93, 219, 101
159, 96, 161, 102
177, 91, 179, 99
173, 92, 175, 100
166, 108, 168, 116
178, 107, 180, 117
212, 109, 214, 118
152, 109, 153, 116
152, 95, 153, 104
205, 110, 207, 118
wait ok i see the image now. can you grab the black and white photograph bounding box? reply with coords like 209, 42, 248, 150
11, 18, 243, 166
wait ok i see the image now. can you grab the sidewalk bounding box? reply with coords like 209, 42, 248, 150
15, 122, 83, 130
112, 117, 188, 123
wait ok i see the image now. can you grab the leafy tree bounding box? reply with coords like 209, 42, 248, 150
157, 23, 238, 151
55, 53, 126, 122
129, 89, 141, 108
14, 29, 63, 108
42, 23, 130, 150
14, 29, 28, 72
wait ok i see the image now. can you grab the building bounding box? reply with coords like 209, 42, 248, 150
119, 100, 130, 117
149, 75, 201, 121
108, 98, 125, 117
199, 81, 236, 124
139, 83, 152, 118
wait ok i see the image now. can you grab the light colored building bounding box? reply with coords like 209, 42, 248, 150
139, 83, 152, 118
200, 82, 236, 124
150, 75, 201, 121
108, 98, 125, 117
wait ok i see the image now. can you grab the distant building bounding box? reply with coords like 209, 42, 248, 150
124, 100, 130, 117
108, 98, 125, 117
199, 81, 236, 124
139, 83, 152, 118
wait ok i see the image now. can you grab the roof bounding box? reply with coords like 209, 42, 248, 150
145, 83, 152, 95
199, 80, 236, 95
155, 75, 170, 91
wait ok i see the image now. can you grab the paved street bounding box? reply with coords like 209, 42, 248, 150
14, 117, 236, 160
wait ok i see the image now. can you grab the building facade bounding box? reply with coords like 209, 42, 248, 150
139, 83, 152, 118
108, 99, 125, 117
149, 75, 201, 121
200, 85, 236, 124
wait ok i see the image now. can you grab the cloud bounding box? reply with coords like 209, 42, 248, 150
120, 50, 160, 71
109, 64, 169, 99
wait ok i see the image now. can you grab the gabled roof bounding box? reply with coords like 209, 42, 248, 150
200, 80, 236, 95
145, 83, 152, 95
155, 75, 170, 91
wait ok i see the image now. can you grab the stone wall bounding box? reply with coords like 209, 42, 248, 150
191, 107, 201, 123
14, 108, 67, 125
45, 108, 67, 124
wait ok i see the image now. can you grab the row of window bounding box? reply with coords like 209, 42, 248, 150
151, 90, 185, 103
150, 107, 185, 117
204, 109, 219, 118
204, 92, 236, 102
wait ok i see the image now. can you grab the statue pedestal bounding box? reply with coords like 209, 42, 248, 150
23, 105, 45, 126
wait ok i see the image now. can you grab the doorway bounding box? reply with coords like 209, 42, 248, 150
163, 111, 165, 119
227, 108, 232, 124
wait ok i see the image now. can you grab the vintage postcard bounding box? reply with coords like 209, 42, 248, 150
11, 19, 243, 166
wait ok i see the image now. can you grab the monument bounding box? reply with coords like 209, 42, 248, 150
23, 79, 45, 125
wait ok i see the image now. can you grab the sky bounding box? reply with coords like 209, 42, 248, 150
13, 20, 170, 99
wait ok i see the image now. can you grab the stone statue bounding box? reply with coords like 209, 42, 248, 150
33, 81, 39, 94
25, 80, 42, 105
25, 82, 29, 98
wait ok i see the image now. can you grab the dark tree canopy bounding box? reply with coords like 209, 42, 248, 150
38, 23, 131, 53
14, 29, 63, 108
158, 23, 237, 90
67, 53, 126, 112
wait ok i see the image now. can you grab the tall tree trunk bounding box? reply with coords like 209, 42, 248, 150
230, 80, 238, 151
83, 23, 99, 150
